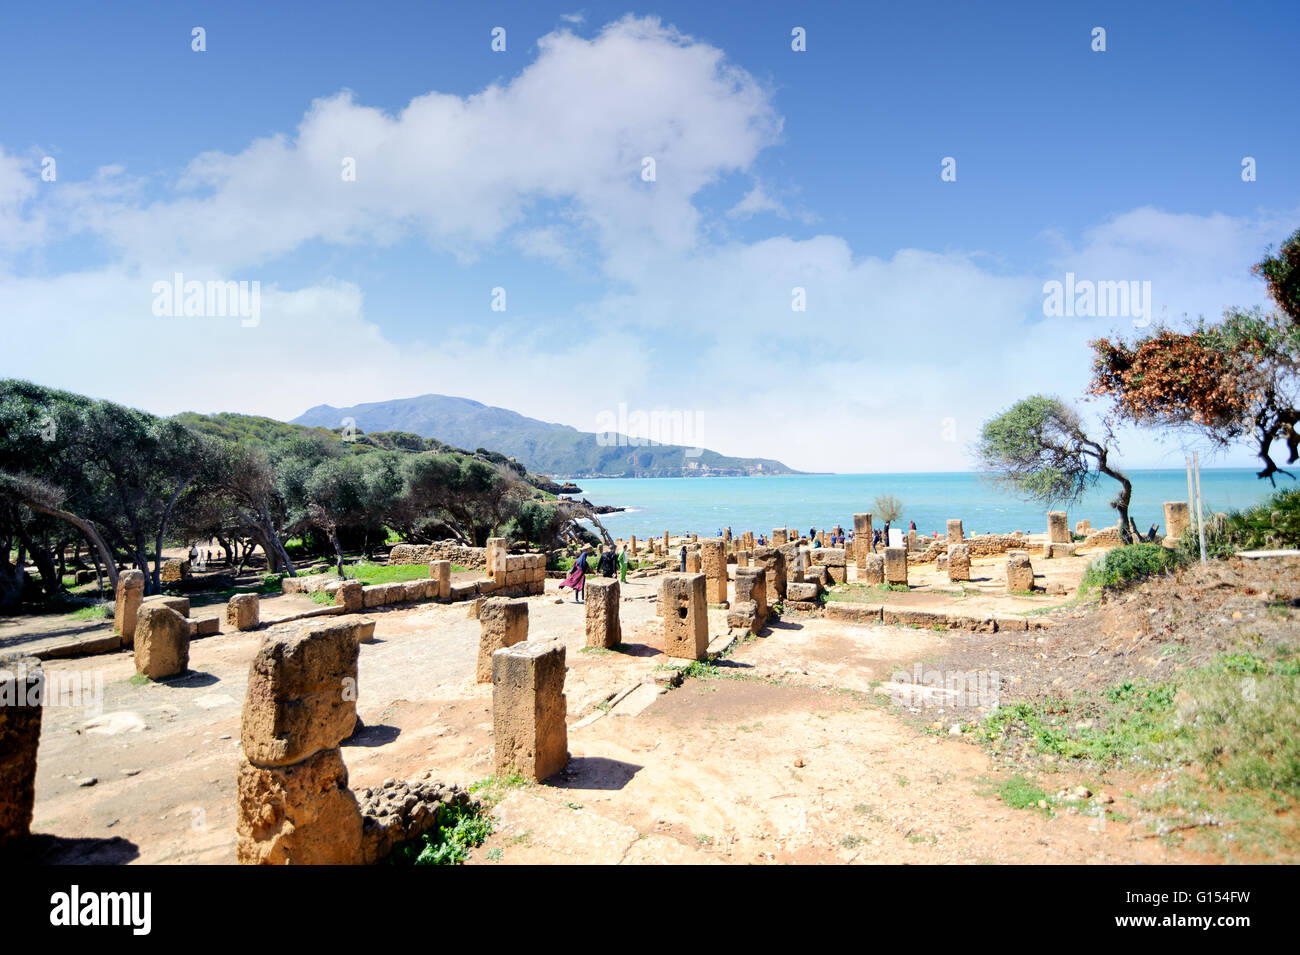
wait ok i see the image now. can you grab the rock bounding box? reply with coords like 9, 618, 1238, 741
236, 748, 364, 865
76, 777, 98, 787
793, 757, 805, 768
226, 593, 260, 631
134, 605, 190, 679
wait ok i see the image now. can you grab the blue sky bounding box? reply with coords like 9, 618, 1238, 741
1, 1, 1297, 472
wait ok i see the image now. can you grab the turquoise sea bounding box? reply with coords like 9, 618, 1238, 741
572, 470, 1285, 539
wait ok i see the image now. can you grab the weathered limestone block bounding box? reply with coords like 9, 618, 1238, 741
937, 553, 949, 571
860, 553, 885, 585
113, 569, 146, 645
584, 579, 621, 649
1163, 501, 1190, 545
771, 529, 788, 546
226, 593, 260, 631
946, 519, 964, 549
752, 546, 786, 603
485, 537, 508, 580
189, 617, 220, 638
812, 547, 848, 584
629, 535, 638, 556
947, 543, 971, 582
884, 547, 908, 586
1075, 519, 1092, 536
1047, 542, 1076, 559
823, 602, 883, 624
236, 747, 363, 865
142, 594, 190, 617
241, 621, 360, 768
1047, 511, 1070, 544
334, 580, 363, 613
685, 551, 701, 574
1006, 554, 1035, 592
786, 581, 819, 602
159, 558, 190, 584
853, 513, 873, 567
0, 654, 43, 849
726, 600, 759, 633
659, 573, 709, 661
477, 597, 528, 683
402, 579, 428, 602
733, 567, 768, 620
134, 605, 190, 679
492, 640, 569, 782
735, 550, 750, 568
701, 539, 728, 604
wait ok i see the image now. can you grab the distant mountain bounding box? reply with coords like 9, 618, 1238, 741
290, 394, 801, 478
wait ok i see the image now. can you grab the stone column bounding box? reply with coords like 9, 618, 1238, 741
853, 513, 872, 568
884, 547, 908, 586
585, 579, 621, 649
736, 549, 750, 568
946, 519, 964, 551
477, 597, 528, 683
429, 561, 451, 600
663, 531, 669, 549
685, 550, 701, 574
237, 620, 365, 864
771, 529, 787, 546
485, 538, 507, 580
701, 539, 727, 604
0, 654, 43, 850
135, 605, 190, 679
659, 573, 709, 661
1163, 502, 1190, 545
733, 567, 768, 620
752, 546, 787, 603
493, 640, 569, 782
113, 568, 145, 647
861, 553, 885, 585
1046, 511, 1070, 544
630, 535, 637, 557
226, 593, 260, 631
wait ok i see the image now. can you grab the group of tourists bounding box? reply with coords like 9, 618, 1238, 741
558, 542, 629, 603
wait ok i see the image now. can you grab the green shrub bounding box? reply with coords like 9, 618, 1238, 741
1176, 487, 1300, 560
384, 803, 493, 865
1078, 542, 1180, 595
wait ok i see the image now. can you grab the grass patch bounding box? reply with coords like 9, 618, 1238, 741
978, 773, 1052, 813
308, 590, 337, 606
469, 773, 532, 807
68, 602, 112, 621
827, 583, 908, 602
338, 562, 429, 586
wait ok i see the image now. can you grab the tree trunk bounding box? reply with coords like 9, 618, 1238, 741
1097, 453, 1134, 545
19, 499, 120, 592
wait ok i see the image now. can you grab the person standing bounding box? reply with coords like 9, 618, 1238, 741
679, 544, 687, 573
617, 545, 629, 583
560, 547, 590, 603
598, 546, 616, 578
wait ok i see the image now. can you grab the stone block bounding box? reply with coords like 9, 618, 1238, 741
1047, 511, 1070, 544
236, 748, 363, 865
0, 654, 43, 849
241, 620, 360, 767
701, 539, 728, 604
113, 569, 146, 645
226, 593, 260, 631
659, 573, 709, 661
1006, 554, 1035, 592
429, 560, 451, 600
492, 640, 569, 782
884, 547, 908, 586
860, 553, 885, 585
733, 567, 768, 620
134, 605, 190, 679
786, 581, 819, 602
948, 544, 971, 582
477, 597, 528, 683
584, 579, 621, 649
752, 546, 786, 603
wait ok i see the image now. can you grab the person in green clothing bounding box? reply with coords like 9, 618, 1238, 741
617, 544, 629, 583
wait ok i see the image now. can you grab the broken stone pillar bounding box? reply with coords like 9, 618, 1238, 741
751, 546, 787, 604
884, 547, 908, 586
584, 579, 621, 649
659, 573, 709, 661
685, 550, 701, 574
477, 597, 528, 683
663, 531, 669, 549
946, 519, 963, 549
853, 513, 873, 567
135, 604, 190, 679
948, 543, 971, 582
0, 653, 43, 850
1046, 511, 1070, 544
485, 538, 507, 580
1075, 519, 1092, 536
113, 568, 146, 647
701, 539, 728, 604
736, 549, 750, 568
237, 619, 364, 864
861, 553, 885, 585
492, 640, 569, 782
428, 561, 451, 600
630, 535, 637, 557
1006, 554, 1035, 592
1163, 501, 1190, 545
733, 567, 768, 621
226, 593, 260, 631
771, 528, 788, 546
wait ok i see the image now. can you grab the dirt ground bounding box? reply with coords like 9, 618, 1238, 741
13, 539, 1244, 866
